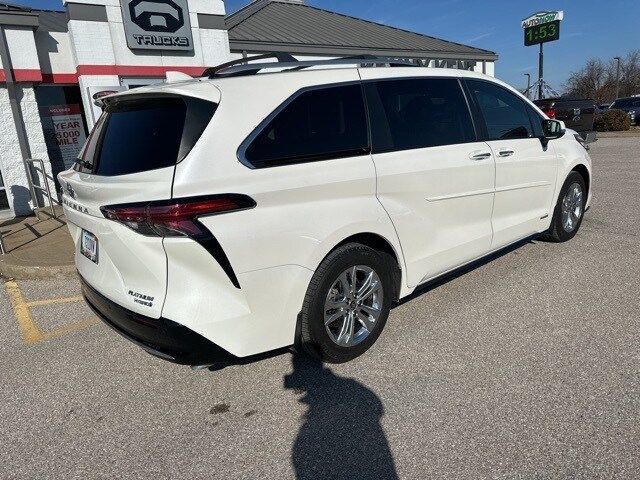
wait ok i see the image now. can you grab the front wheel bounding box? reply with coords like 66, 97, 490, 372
541, 171, 587, 242
299, 243, 395, 363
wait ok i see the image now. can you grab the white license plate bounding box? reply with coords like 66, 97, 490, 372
81, 230, 99, 264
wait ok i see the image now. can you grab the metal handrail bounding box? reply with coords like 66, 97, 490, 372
1, 158, 58, 255
0, 226, 5, 254
25, 158, 57, 219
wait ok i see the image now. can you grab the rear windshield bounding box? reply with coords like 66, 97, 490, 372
76, 95, 216, 176
612, 98, 640, 109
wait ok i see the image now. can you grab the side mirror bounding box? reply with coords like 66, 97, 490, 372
543, 119, 565, 139
541, 119, 565, 147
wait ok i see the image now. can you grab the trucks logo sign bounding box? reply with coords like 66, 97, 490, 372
121, 0, 192, 51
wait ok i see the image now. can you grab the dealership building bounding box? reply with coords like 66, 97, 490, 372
0, 0, 497, 217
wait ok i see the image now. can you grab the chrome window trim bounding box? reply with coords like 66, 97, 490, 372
237, 74, 497, 169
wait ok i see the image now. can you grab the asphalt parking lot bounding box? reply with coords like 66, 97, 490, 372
2, 136, 639, 480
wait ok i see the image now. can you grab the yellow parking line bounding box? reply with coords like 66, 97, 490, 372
5, 280, 44, 345
5, 280, 97, 345
26, 296, 84, 308
42, 317, 100, 342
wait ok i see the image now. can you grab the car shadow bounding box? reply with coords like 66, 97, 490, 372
284, 355, 399, 480
396, 236, 538, 307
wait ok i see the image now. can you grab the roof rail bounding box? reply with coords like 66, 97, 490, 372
204, 54, 417, 79
202, 52, 297, 77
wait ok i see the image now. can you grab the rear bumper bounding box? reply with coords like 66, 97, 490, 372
80, 275, 237, 365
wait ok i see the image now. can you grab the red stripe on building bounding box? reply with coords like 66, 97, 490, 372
5, 65, 208, 84
0, 68, 43, 82
41, 72, 80, 84
75, 65, 207, 77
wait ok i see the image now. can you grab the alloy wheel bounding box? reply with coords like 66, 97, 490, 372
324, 265, 384, 347
561, 182, 584, 233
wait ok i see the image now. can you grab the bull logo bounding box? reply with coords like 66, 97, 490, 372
129, 0, 184, 33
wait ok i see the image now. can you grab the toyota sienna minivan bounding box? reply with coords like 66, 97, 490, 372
59, 56, 592, 366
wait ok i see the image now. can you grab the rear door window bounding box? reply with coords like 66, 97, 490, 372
242, 84, 369, 168
364, 78, 476, 153
466, 79, 534, 141
77, 96, 216, 177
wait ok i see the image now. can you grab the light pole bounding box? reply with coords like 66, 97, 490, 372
524, 73, 531, 98
614, 56, 621, 100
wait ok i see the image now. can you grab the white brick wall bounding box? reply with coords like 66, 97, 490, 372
0, 86, 28, 215
68, 20, 116, 66
201, 29, 231, 67
4, 27, 40, 71
34, 30, 77, 75
474, 61, 495, 76
62, 0, 229, 72
188, 0, 225, 15
0, 85, 56, 216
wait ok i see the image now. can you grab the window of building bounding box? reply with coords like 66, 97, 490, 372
243, 84, 369, 168
466, 80, 534, 141
35, 85, 89, 185
364, 78, 476, 153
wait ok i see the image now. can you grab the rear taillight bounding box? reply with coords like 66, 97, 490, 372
542, 107, 556, 119
101, 194, 256, 238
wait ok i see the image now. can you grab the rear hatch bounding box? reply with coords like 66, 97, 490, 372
58, 88, 217, 318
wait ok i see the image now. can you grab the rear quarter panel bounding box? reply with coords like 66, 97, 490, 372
172, 70, 406, 281
164, 70, 409, 355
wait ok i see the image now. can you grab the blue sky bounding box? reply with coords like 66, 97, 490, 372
19, 0, 639, 90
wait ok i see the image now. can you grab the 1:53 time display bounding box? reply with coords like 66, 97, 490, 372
524, 20, 560, 46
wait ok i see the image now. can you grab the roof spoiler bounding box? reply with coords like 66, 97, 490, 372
166, 71, 195, 82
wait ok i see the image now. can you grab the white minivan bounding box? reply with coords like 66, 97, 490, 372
59, 57, 592, 365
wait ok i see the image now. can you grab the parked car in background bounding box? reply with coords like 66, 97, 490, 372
596, 104, 611, 115
58, 57, 593, 366
534, 97, 597, 142
610, 96, 640, 125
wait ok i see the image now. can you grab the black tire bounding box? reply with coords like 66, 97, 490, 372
299, 243, 395, 363
540, 171, 587, 242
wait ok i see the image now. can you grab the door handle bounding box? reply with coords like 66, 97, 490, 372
498, 150, 515, 157
470, 152, 492, 161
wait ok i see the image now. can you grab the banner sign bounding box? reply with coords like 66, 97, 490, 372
521, 11, 564, 28
522, 11, 563, 47
121, 0, 193, 51
39, 104, 88, 170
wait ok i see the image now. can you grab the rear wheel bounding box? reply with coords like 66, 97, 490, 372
541, 171, 586, 242
299, 243, 395, 363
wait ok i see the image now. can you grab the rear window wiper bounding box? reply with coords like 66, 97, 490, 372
76, 159, 93, 171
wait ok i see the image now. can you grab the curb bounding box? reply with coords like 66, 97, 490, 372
0, 259, 76, 280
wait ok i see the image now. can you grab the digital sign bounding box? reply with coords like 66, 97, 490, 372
522, 11, 563, 47
524, 20, 560, 46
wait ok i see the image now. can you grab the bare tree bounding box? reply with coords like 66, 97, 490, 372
564, 51, 640, 103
